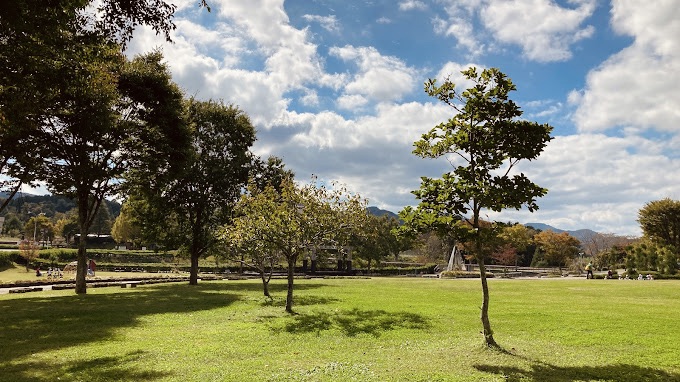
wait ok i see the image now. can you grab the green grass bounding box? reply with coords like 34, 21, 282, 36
0, 263, 184, 284
1, 277, 679, 381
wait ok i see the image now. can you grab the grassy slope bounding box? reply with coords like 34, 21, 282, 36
0, 278, 679, 381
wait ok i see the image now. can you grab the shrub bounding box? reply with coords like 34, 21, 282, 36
440, 270, 494, 279
0, 252, 15, 267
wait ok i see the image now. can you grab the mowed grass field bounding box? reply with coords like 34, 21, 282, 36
0, 263, 184, 283
1, 277, 679, 382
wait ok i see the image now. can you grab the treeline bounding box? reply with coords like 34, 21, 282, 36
0, 194, 120, 242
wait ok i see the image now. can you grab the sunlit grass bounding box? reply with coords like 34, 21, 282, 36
1, 277, 679, 381
0, 262, 188, 284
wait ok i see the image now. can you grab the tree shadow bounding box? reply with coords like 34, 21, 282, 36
0, 283, 240, 375
279, 308, 431, 337
474, 360, 680, 382
262, 294, 340, 308
2, 350, 171, 382
202, 280, 329, 294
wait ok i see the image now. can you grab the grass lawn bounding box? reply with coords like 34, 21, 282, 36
1, 277, 679, 381
0, 262, 186, 284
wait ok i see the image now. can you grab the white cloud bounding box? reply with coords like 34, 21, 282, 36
300, 90, 320, 107
329, 45, 418, 103
122, 0, 680, 238
434, 0, 596, 62
337, 94, 368, 110
480, 0, 596, 62
302, 14, 341, 33
435, 62, 484, 90
486, 134, 680, 235
399, 1, 427, 11
573, 2, 680, 133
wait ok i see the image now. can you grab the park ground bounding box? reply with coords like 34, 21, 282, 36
1, 275, 679, 381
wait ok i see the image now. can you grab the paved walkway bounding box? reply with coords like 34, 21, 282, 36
1, 284, 54, 295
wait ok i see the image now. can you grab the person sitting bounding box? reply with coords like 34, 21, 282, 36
35, 267, 42, 277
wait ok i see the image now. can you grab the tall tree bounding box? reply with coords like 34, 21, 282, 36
637, 198, 680, 251
111, 201, 143, 248
129, 99, 255, 285
35, 49, 186, 294
0, 0, 200, 211
412, 67, 552, 348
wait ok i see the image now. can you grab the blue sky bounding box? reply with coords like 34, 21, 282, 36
121, 0, 680, 236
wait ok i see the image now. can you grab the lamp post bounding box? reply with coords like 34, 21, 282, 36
32, 212, 45, 244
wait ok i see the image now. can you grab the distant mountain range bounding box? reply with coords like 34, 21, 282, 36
523, 223, 598, 242
366, 206, 400, 220
366, 207, 599, 242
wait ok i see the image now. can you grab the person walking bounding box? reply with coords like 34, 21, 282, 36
585, 261, 594, 279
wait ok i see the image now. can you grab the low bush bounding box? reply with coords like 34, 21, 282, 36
0, 252, 15, 267
440, 270, 494, 279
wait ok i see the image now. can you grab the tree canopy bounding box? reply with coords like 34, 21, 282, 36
228, 178, 367, 313
128, 99, 256, 285
637, 198, 680, 252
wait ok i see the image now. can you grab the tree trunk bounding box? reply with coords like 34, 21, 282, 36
75, 197, 90, 294
75, 234, 88, 294
285, 255, 296, 313
478, 257, 498, 348
189, 253, 199, 285
261, 271, 270, 297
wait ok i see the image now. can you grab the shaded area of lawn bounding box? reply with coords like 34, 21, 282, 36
1, 350, 170, 382
280, 308, 431, 337
0, 280, 333, 381
0, 283, 244, 380
475, 360, 680, 382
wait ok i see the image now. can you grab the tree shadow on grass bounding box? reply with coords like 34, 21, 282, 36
262, 294, 340, 308
0, 282, 241, 378
279, 308, 431, 337
474, 360, 680, 382
201, 280, 329, 294
1, 350, 171, 382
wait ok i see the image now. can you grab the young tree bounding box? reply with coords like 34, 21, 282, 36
129, 99, 256, 285
228, 178, 367, 313
224, 185, 282, 297
18, 240, 39, 272
412, 67, 552, 347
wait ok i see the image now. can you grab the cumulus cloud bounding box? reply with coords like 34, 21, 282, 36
480, 0, 596, 62
573, 1, 680, 133
337, 94, 369, 110
486, 134, 680, 235
399, 1, 427, 11
123, 0, 679, 237
435, 62, 484, 89
302, 14, 341, 33
329, 45, 418, 103
434, 0, 596, 62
